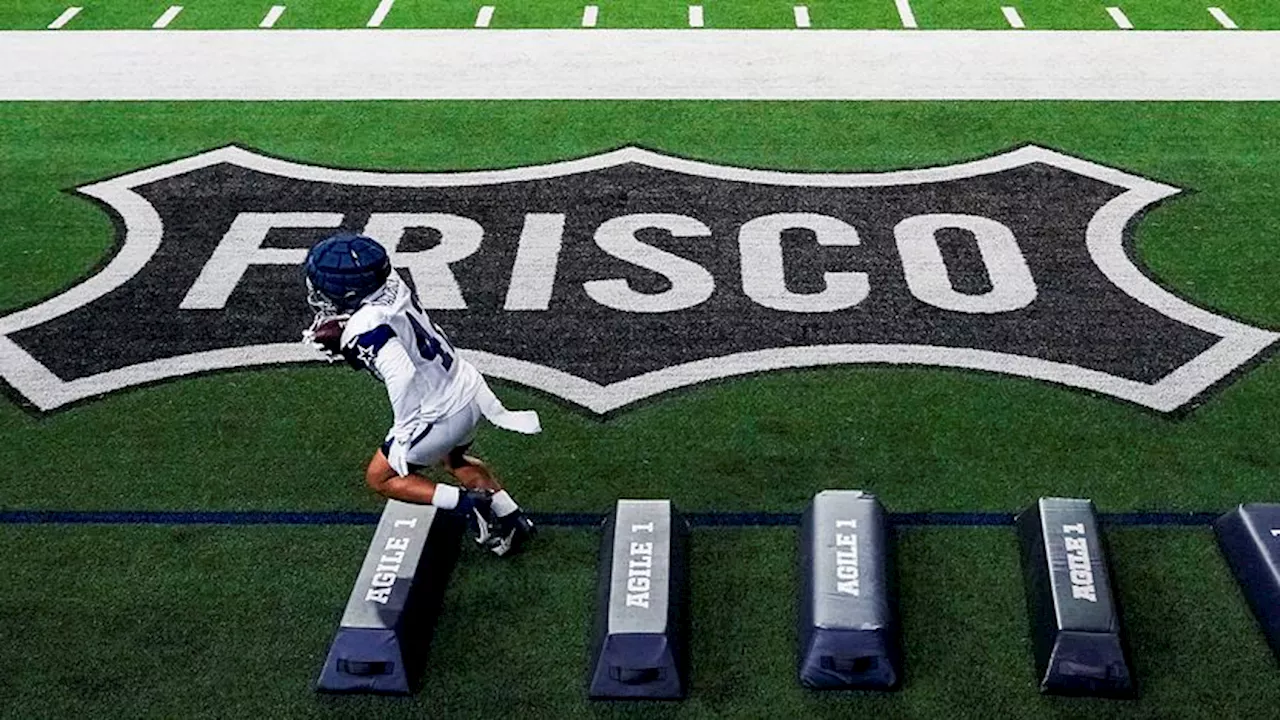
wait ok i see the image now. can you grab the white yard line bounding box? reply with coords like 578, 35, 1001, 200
582, 5, 598, 27
1106, 7, 1133, 30
794, 6, 811, 28
895, 0, 918, 28
4, 30, 1280, 101
260, 6, 286, 29
475, 6, 494, 27
367, 0, 394, 28
152, 6, 183, 29
1001, 7, 1024, 29
47, 7, 82, 30
1208, 7, 1238, 29
689, 5, 704, 27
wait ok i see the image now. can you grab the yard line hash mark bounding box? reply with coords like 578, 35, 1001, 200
48, 7, 82, 29
689, 5, 704, 27
895, 0, 918, 28
367, 0, 394, 27
260, 5, 286, 28
476, 5, 494, 27
152, 6, 183, 29
582, 5, 598, 27
1208, 7, 1238, 29
1106, 6, 1133, 29
794, 6, 811, 27
1001, 6, 1024, 28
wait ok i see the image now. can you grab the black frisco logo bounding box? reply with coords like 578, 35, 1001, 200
0, 145, 1274, 413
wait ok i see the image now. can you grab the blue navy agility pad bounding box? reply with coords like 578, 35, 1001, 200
1215, 503, 1280, 661
316, 500, 462, 694
798, 490, 901, 690
1015, 497, 1134, 697
589, 500, 690, 699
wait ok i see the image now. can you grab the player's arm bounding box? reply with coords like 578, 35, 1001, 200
345, 326, 428, 475
345, 327, 465, 506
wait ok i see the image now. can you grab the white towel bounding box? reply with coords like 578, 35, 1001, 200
475, 383, 541, 434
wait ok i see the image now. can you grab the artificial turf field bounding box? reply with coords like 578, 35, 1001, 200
4, 1, 1280, 30
2, 100, 1280, 717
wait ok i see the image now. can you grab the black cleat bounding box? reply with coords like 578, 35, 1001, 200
457, 489, 498, 547
488, 512, 536, 557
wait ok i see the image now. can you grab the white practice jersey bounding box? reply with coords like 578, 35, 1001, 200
339, 273, 483, 443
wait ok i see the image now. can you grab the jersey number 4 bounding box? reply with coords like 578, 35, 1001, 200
407, 314, 455, 371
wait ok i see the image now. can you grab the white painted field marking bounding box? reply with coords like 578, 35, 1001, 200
47, 7, 82, 29
476, 5, 494, 27
152, 6, 183, 29
260, 6, 286, 28
9, 30, 1280, 101
1208, 7, 1238, 29
367, 0, 394, 27
582, 5, 598, 27
794, 6, 811, 28
895, 0, 918, 28
1001, 7, 1024, 29
689, 5, 704, 27
1106, 7, 1133, 29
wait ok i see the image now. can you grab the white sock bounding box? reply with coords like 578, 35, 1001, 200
491, 490, 520, 518
431, 484, 461, 510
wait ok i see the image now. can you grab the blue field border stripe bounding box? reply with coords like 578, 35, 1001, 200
0, 509, 1220, 527
0, 510, 382, 525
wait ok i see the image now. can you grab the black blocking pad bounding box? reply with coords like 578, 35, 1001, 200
315, 500, 462, 694
589, 500, 690, 699
798, 490, 901, 690
1214, 503, 1280, 661
1015, 497, 1133, 697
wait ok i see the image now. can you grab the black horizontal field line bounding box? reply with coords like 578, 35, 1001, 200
0, 509, 1221, 527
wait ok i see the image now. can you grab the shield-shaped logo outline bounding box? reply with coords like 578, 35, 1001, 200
0, 143, 1275, 414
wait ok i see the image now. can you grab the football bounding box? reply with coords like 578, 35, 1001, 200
311, 317, 346, 356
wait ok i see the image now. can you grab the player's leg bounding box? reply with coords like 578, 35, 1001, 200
365, 401, 491, 512
375, 405, 512, 549
444, 449, 501, 492
444, 447, 535, 557
364, 446, 486, 512
364, 447, 439, 504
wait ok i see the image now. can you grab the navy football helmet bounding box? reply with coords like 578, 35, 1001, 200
304, 233, 392, 313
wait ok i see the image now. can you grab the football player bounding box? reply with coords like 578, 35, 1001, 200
302, 233, 540, 556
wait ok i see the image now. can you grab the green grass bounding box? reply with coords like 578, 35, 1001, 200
2, 0, 1276, 29
2, 99, 1280, 716
1, 525, 1276, 719
3, 101, 1280, 515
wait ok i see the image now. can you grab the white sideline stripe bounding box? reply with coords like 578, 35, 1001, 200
582, 5, 598, 27
48, 7, 82, 30
261, 6, 286, 28
1208, 7, 1238, 29
152, 6, 183, 29
689, 5, 704, 27
5, 30, 1280, 101
794, 6, 811, 28
1107, 7, 1133, 29
367, 0, 394, 27
476, 6, 494, 27
895, 0, 918, 28
1001, 6, 1024, 29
